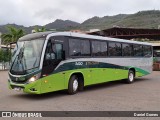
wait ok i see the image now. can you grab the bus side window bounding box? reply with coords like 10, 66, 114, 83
69, 38, 90, 56
108, 42, 122, 56
122, 43, 133, 56
133, 45, 143, 57
143, 46, 152, 57
92, 41, 108, 56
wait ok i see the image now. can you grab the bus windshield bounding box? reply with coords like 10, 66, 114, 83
10, 39, 45, 75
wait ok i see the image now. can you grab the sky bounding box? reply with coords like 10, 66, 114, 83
0, 0, 160, 27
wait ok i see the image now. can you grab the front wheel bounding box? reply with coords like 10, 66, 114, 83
68, 75, 79, 94
126, 70, 135, 83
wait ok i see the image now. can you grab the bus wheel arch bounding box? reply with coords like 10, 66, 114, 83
129, 68, 136, 77
68, 72, 84, 94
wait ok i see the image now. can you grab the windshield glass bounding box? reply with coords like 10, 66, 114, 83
10, 39, 45, 75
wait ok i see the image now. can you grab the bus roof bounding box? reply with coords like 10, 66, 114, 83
47, 32, 152, 46
19, 31, 152, 46
19, 31, 53, 41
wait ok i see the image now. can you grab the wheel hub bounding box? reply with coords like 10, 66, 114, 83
129, 73, 134, 82
73, 79, 78, 92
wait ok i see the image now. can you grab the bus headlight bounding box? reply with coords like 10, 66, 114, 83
29, 76, 36, 83
28, 73, 41, 83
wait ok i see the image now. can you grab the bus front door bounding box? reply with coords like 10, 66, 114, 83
41, 41, 65, 93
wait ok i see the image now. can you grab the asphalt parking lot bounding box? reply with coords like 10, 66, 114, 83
0, 71, 159, 120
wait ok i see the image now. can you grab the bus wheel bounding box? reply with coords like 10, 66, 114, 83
126, 70, 135, 83
68, 75, 79, 94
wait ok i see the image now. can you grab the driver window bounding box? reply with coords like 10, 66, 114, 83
45, 42, 54, 60
45, 41, 63, 60
52, 44, 62, 59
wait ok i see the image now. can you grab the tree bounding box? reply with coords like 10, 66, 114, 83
0, 49, 11, 69
34, 27, 46, 33
1, 26, 25, 44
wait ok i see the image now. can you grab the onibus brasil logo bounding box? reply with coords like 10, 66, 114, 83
2, 112, 42, 117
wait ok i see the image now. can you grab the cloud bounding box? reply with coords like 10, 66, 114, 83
34, 8, 63, 20
0, 0, 160, 26
0, 0, 39, 26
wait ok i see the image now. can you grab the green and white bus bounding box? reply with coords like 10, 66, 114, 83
8, 32, 153, 94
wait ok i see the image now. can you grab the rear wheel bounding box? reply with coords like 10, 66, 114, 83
126, 70, 135, 83
68, 75, 79, 94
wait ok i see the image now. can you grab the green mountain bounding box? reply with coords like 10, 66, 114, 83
80, 10, 160, 30
80, 14, 127, 30
45, 19, 80, 31
1, 10, 160, 34
0, 20, 80, 34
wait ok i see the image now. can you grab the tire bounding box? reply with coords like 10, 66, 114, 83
68, 75, 79, 94
78, 76, 84, 91
126, 70, 135, 83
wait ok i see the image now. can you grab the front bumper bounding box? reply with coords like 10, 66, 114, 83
8, 79, 42, 94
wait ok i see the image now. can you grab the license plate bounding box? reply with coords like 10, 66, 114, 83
14, 87, 22, 91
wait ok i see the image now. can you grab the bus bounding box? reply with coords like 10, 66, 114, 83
8, 32, 153, 94
152, 43, 160, 62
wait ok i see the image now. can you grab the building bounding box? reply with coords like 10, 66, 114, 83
89, 27, 160, 40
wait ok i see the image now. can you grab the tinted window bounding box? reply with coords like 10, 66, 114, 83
108, 42, 122, 56
133, 45, 143, 57
45, 42, 63, 60
52, 44, 63, 59
92, 41, 108, 56
69, 39, 90, 56
143, 46, 152, 57
122, 43, 133, 56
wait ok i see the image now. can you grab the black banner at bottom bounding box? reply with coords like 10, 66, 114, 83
0, 111, 159, 117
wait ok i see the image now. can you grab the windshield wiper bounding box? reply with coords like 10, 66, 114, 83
33, 57, 37, 68
18, 49, 24, 61
16, 42, 27, 72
